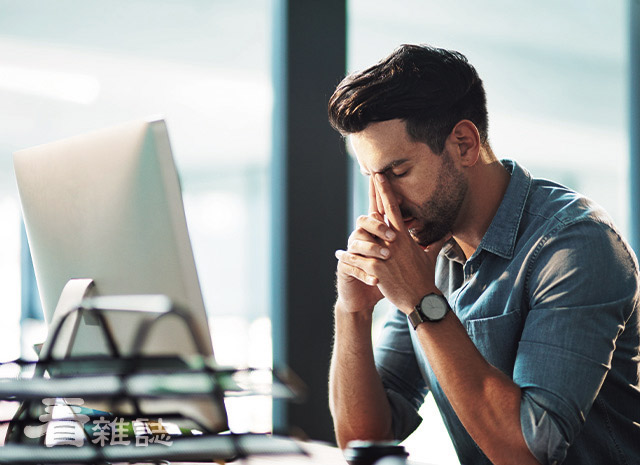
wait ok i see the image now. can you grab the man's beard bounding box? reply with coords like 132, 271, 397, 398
403, 151, 467, 247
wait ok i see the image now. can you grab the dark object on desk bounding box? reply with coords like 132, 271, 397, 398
344, 440, 409, 465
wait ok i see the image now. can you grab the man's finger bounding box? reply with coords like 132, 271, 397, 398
368, 176, 379, 215
348, 239, 391, 260
353, 215, 397, 243
374, 173, 405, 230
335, 250, 378, 285
376, 182, 385, 216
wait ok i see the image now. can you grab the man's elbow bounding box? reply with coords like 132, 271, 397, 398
333, 418, 394, 450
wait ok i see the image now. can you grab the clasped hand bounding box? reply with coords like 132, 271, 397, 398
335, 173, 447, 315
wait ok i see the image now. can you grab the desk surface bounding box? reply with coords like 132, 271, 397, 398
245, 440, 345, 463
2, 401, 436, 465
168, 441, 436, 465
169, 440, 347, 464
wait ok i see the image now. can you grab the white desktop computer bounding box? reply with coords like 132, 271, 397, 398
13, 117, 225, 432
14, 118, 211, 354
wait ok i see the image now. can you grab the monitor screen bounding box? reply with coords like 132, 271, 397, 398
13, 118, 226, 432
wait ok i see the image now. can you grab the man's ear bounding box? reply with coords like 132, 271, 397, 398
446, 120, 480, 167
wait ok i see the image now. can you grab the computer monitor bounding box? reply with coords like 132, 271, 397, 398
14, 117, 212, 354
13, 118, 226, 431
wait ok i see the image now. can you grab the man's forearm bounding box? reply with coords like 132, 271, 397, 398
414, 311, 540, 465
329, 303, 393, 449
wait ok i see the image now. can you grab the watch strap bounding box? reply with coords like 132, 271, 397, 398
407, 308, 425, 330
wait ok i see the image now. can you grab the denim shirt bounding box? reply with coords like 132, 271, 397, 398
374, 160, 640, 465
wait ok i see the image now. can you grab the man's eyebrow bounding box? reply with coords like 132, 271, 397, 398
360, 159, 410, 176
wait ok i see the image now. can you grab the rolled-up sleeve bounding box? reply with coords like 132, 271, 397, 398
374, 308, 429, 441
515, 220, 639, 464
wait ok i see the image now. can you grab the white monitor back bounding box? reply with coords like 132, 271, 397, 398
13, 118, 213, 358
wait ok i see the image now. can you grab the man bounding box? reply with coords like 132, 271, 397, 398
328, 44, 640, 465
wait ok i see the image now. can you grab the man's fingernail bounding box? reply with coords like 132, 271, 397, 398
380, 247, 390, 257
376, 173, 385, 183
386, 230, 396, 240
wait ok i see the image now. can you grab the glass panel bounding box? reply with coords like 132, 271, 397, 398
0, 0, 273, 433
347, 1, 628, 463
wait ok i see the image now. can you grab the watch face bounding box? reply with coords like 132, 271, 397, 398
420, 294, 449, 321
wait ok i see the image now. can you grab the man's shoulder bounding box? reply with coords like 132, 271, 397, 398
517, 176, 638, 281
520, 178, 638, 295
522, 177, 617, 236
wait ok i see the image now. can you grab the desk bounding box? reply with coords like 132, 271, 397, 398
2, 402, 435, 464
145, 440, 347, 464
162, 441, 437, 465
108, 441, 436, 464
240, 440, 346, 464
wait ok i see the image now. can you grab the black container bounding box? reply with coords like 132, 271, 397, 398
344, 440, 409, 465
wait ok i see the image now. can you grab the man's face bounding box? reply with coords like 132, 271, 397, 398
350, 119, 468, 247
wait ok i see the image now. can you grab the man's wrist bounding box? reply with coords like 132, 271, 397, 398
399, 288, 442, 315
334, 301, 374, 338
334, 299, 375, 319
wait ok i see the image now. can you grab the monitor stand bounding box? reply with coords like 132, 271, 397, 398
38, 278, 96, 360
30, 282, 230, 434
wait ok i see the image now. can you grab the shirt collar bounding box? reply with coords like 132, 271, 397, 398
476, 159, 532, 260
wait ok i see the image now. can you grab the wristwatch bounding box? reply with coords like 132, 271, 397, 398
408, 293, 450, 329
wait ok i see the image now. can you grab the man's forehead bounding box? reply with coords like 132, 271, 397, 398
350, 137, 415, 177
349, 136, 394, 174
348, 119, 421, 173
357, 158, 410, 176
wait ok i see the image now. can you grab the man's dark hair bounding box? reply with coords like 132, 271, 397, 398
328, 44, 489, 154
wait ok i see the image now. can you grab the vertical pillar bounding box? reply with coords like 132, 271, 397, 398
270, 0, 347, 443
630, 0, 640, 253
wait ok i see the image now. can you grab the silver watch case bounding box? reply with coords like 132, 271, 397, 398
408, 293, 449, 329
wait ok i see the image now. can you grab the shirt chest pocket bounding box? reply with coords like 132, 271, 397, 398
465, 309, 523, 377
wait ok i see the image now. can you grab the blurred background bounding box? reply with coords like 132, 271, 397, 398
0, 1, 631, 463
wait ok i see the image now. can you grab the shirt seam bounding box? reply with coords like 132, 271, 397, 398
597, 396, 628, 465
523, 216, 634, 300
452, 268, 479, 314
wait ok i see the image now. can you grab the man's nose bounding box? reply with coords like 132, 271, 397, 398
381, 188, 404, 216
392, 189, 404, 207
